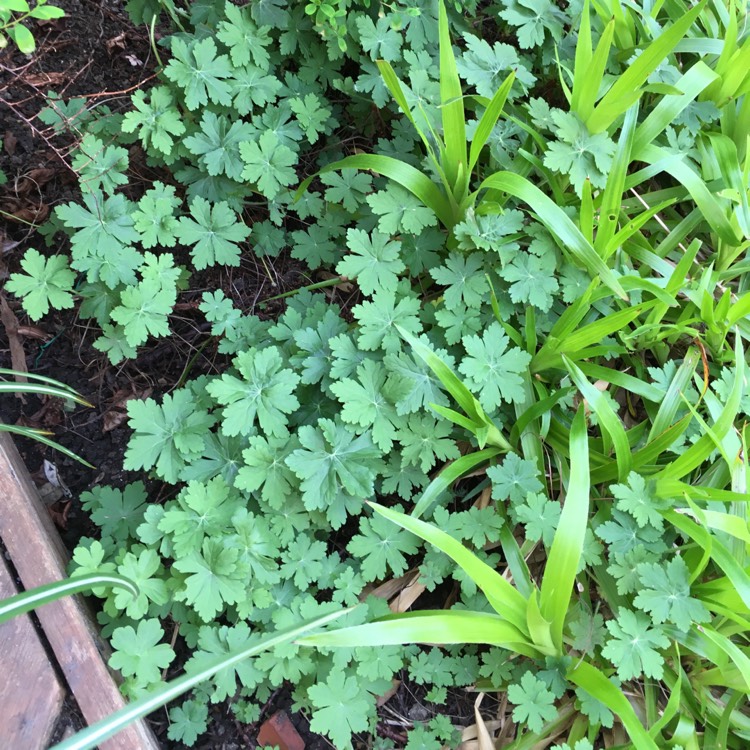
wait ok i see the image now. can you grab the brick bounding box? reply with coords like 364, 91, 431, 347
257, 711, 305, 750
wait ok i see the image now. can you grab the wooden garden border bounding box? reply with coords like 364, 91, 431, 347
0, 432, 160, 750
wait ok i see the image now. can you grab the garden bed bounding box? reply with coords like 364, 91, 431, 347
2, 0, 750, 749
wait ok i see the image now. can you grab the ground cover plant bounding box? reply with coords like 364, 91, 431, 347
5, 0, 750, 747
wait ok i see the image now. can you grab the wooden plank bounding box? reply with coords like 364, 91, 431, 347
0, 553, 65, 750
0, 433, 160, 750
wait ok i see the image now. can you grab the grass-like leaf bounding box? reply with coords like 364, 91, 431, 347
298, 610, 540, 657
539, 407, 590, 651
296, 154, 455, 228
586, 0, 708, 133
0, 573, 137, 625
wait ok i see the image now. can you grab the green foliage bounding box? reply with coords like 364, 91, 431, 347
543, 111, 616, 195
164, 37, 233, 111
167, 700, 208, 746
125, 389, 215, 483
109, 618, 176, 688
37, 0, 750, 747
308, 671, 371, 748
206, 346, 300, 437
239, 131, 297, 199
173, 538, 249, 622
121, 87, 186, 155
458, 323, 532, 410
37, 91, 91, 134
80, 483, 147, 545
110, 279, 176, 347
0, 0, 64, 54
6, 248, 75, 320
175, 196, 250, 269
348, 506, 419, 581
286, 417, 384, 527
507, 671, 558, 733
601, 610, 670, 681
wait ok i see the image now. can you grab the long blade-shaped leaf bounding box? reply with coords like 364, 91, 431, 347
568, 661, 659, 749
469, 71, 515, 171
540, 407, 590, 651
574, 14, 615, 122
412, 447, 502, 519
397, 326, 501, 436
692, 627, 750, 692
564, 359, 631, 480
0, 368, 91, 397
602, 198, 678, 261
0, 573, 137, 624
0, 379, 93, 406
666, 510, 750, 611
299, 610, 540, 657
533, 303, 653, 372
570, 0, 593, 114
634, 144, 740, 245
437, 0, 466, 195
632, 61, 717, 153
648, 347, 701, 441
708, 132, 750, 237
658, 337, 743, 481
0, 423, 95, 468
596, 103, 639, 254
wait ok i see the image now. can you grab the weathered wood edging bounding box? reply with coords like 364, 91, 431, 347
0, 433, 160, 750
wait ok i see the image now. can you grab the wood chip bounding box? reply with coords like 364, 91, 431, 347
0, 294, 27, 384
389, 573, 425, 613
3, 130, 17, 156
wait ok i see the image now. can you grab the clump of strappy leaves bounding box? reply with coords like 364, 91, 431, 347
22, 0, 750, 747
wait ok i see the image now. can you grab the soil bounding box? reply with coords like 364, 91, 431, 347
0, 3, 490, 748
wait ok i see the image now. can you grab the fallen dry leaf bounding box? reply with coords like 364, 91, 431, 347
29, 397, 64, 428
18, 168, 56, 192
0, 233, 21, 255
3, 130, 17, 155
17, 325, 51, 341
106, 32, 127, 52
389, 573, 425, 613
47, 499, 71, 529
38, 482, 65, 507
22, 71, 69, 87
376, 679, 400, 707
2, 199, 50, 225
473, 694, 497, 750
102, 386, 152, 433
366, 571, 415, 601
102, 409, 128, 433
